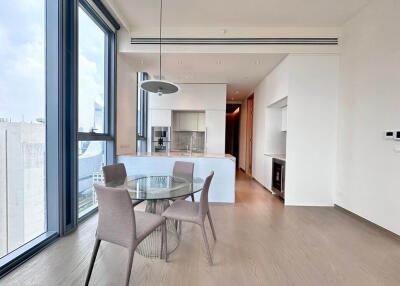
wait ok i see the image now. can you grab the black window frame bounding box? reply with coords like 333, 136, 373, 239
136, 72, 149, 152
76, 0, 117, 221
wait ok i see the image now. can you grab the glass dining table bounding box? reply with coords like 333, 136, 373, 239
105, 174, 204, 258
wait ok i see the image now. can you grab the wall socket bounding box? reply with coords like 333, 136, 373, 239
394, 131, 400, 141
385, 130, 395, 139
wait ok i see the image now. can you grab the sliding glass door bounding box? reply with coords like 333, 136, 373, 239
0, 0, 46, 259
77, 4, 115, 219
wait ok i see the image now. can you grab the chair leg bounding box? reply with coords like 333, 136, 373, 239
164, 223, 168, 262
190, 193, 195, 202
125, 249, 135, 286
200, 224, 213, 265
178, 220, 182, 236
160, 225, 164, 259
207, 210, 217, 241
85, 239, 101, 286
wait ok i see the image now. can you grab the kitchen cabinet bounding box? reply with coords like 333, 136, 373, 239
172, 111, 206, 131
179, 112, 198, 131
264, 155, 273, 191
281, 106, 287, 132
205, 110, 225, 153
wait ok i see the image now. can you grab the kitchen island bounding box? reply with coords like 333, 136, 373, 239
118, 152, 236, 203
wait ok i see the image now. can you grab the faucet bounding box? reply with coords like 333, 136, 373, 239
189, 135, 193, 155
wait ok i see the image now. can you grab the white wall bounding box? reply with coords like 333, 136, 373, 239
148, 84, 226, 110
253, 57, 289, 185
285, 55, 338, 206
252, 55, 338, 206
116, 54, 137, 155
239, 99, 247, 170
336, 0, 400, 235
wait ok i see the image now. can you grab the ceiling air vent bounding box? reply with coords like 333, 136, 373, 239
130, 37, 338, 45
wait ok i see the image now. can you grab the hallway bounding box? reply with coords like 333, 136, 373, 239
2, 171, 400, 286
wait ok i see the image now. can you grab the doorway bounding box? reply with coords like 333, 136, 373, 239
246, 95, 254, 176
225, 104, 241, 168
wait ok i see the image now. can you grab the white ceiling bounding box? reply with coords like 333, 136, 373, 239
110, 0, 369, 29
122, 53, 287, 101
111, 0, 369, 101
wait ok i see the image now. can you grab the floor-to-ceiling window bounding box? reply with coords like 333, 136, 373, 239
77, 4, 115, 219
0, 0, 118, 276
0, 0, 46, 259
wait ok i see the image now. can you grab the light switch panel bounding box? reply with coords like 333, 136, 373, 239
394, 131, 400, 141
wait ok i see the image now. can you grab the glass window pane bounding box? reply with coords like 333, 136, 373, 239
0, 1, 46, 258
78, 141, 106, 218
78, 7, 106, 134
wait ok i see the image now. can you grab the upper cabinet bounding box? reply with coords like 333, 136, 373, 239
172, 111, 206, 132
281, 106, 287, 132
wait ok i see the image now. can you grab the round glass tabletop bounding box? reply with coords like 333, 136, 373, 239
105, 175, 204, 201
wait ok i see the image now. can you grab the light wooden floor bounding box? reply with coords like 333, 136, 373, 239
2, 171, 400, 286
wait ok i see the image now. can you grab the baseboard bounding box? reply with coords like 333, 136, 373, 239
251, 177, 274, 194
209, 202, 234, 206
334, 204, 400, 240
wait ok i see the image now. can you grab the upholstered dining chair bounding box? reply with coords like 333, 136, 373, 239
102, 163, 143, 207
85, 185, 167, 286
172, 161, 195, 202
162, 171, 216, 265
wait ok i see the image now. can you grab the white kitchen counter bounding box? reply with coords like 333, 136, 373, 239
264, 154, 286, 161
118, 153, 236, 203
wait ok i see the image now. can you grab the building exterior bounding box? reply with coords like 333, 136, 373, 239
0, 121, 46, 258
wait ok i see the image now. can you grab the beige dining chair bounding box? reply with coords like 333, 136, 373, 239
102, 163, 143, 207
85, 185, 167, 286
172, 161, 195, 202
162, 171, 216, 265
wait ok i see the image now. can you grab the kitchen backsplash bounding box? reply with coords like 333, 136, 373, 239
172, 131, 205, 152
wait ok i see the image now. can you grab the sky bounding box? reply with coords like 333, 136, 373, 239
0, 1, 105, 128
0, 0, 45, 122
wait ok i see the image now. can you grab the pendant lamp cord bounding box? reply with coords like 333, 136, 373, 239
159, 0, 163, 80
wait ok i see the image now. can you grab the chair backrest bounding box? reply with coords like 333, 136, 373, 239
103, 163, 127, 186
198, 171, 214, 221
173, 161, 194, 183
94, 184, 136, 248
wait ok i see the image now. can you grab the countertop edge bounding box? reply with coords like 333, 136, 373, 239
118, 152, 236, 161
